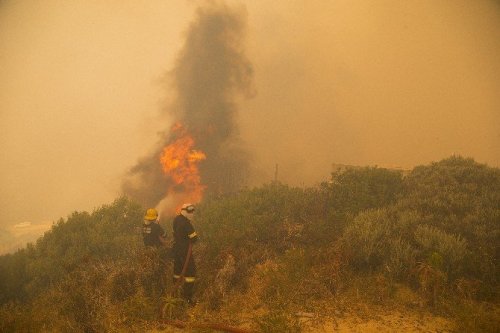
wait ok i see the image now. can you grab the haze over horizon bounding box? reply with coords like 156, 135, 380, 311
1, 0, 499, 241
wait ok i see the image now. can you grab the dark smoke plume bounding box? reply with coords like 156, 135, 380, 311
122, 3, 254, 209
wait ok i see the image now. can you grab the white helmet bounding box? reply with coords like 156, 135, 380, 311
181, 203, 195, 219
181, 203, 195, 213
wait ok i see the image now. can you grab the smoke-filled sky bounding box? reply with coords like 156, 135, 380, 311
122, 3, 255, 213
1, 0, 499, 232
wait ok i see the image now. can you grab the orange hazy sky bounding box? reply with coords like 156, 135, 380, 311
1, 0, 499, 228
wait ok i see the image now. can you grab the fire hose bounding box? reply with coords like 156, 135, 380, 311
161, 319, 256, 333
158, 242, 193, 319
161, 243, 256, 332
173, 241, 192, 291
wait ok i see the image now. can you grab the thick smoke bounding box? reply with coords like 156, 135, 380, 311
122, 3, 254, 209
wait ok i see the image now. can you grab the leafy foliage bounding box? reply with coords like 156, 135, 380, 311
0, 197, 163, 332
323, 166, 404, 218
0, 156, 498, 332
403, 156, 500, 287
414, 225, 467, 276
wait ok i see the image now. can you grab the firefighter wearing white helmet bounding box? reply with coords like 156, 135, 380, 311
172, 203, 198, 305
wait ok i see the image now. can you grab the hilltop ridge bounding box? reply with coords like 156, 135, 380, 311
0, 156, 498, 332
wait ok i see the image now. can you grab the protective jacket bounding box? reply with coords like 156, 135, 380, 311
142, 221, 166, 247
172, 214, 197, 281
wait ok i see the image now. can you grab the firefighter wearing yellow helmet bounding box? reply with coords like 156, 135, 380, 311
142, 208, 167, 247
142, 208, 169, 297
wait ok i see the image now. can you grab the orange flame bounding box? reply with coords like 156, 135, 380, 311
160, 123, 206, 212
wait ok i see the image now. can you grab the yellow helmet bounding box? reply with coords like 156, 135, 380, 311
144, 208, 158, 221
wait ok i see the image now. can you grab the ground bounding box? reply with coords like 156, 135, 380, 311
152, 305, 456, 332
304, 310, 455, 332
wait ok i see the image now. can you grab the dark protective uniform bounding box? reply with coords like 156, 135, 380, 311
142, 221, 167, 247
172, 214, 198, 302
142, 221, 168, 296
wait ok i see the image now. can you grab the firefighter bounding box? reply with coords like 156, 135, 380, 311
142, 208, 168, 296
142, 208, 168, 247
172, 203, 198, 305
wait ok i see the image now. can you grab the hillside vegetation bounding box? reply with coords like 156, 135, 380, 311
0, 156, 498, 332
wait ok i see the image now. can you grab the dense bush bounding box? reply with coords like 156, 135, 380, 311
0, 197, 144, 305
0, 156, 498, 332
414, 225, 467, 276
0, 198, 166, 332
403, 157, 499, 290
338, 157, 499, 298
323, 166, 404, 218
196, 184, 330, 287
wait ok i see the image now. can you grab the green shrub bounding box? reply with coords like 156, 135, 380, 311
1, 156, 498, 330
414, 225, 467, 278
324, 166, 404, 218
386, 237, 416, 281
342, 209, 393, 270
415, 261, 447, 307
